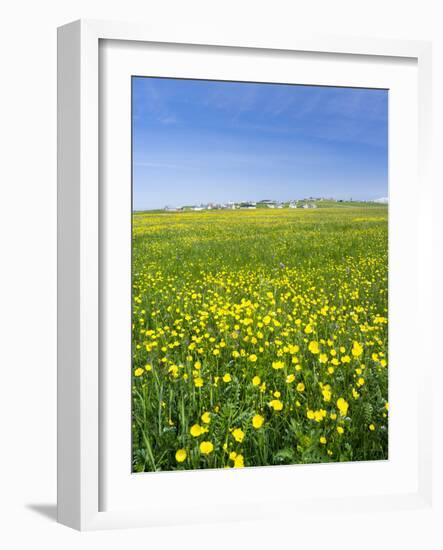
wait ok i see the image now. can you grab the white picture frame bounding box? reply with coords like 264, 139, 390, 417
57, 19, 434, 531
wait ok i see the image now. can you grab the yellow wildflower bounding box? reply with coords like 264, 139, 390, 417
252, 414, 264, 429
308, 341, 320, 354
232, 428, 245, 442
190, 424, 205, 437
199, 441, 214, 454
352, 341, 363, 357
269, 399, 283, 411
233, 454, 244, 468
175, 449, 187, 462
336, 397, 349, 416
201, 411, 211, 424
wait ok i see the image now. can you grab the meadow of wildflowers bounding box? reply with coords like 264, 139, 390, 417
131, 205, 388, 472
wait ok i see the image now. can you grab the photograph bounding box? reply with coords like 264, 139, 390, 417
131, 76, 389, 473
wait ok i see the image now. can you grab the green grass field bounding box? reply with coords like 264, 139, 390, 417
131, 206, 388, 472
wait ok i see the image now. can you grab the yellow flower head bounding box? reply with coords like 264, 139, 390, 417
272, 360, 284, 370
336, 397, 349, 417
352, 341, 363, 358
336, 426, 344, 435
269, 399, 283, 411
190, 424, 205, 437
199, 441, 214, 454
248, 354, 257, 362
252, 414, 264, 429
296, 382, 305, 392
232, 428, 245, 443
308, 341, 320, 354
194, 377, 204, 388
314, 409, 327, 422
252, 375, 261, 386
175, 448, 187, 462
322, 385, 332, 402
320, 436, 327, 444
201, 411, 211, 424
134, 367, 144, 377
286, 374, 295, 384
233, 454, 244, 468
223, 373, 232, 383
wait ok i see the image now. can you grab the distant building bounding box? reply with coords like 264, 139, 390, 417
302, 203, 318, 209
239, 202, 256, 209
289, 202, 297, 209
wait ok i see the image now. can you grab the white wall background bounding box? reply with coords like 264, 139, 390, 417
0, 1, 441, 548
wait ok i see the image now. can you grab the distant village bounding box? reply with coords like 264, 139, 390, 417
162, 197, 379, 212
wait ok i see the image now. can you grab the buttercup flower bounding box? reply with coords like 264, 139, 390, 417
175, 449, 187, 462
352, 341, 363, 357
336, 397, 349, 417
201, 411, 211, 424
233, 454, 244, 468
269, 399, 283, 411
199, 441, 214, 454
308, 341, 320, 354
252, 414, 264, 429
232, 428, 245, 442
190, 424, 205, 437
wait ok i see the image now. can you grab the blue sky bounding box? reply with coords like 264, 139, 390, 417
132, 77, 388, 210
